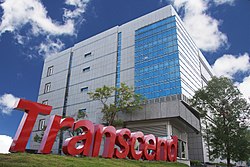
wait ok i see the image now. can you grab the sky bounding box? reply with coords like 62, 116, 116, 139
0, 0, 250, 153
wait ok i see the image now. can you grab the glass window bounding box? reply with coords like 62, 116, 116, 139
178, 139, 187, 159
135, 16, 180, 99
44, 83, 51, 93
84, 52, 92, 58
79, 108, 86, 113
83, 66, 90, 72
116, 32, 122, 88
47, 66, 53, 76
81, 87, 88, 92
38, 119, 45, 131
42, 100, 48, 105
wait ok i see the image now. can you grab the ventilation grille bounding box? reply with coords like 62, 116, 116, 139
128, 125, 167, 137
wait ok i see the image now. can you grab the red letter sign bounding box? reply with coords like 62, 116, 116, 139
38, 115, 74, 154
10, 99, 179, 162
167, 136, 178, 162
155, 137, 167, 161
62, 120, 94, 156
114, 128, 131, 159
10, 99, 52, 152
143, 134, 156, 160
128, 132, 144, 160
92, 125, 116, 158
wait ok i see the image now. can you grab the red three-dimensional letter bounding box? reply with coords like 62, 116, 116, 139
38, 115, 74, 154
167, 136, 178, 162
10, 99, 52, 152
62, 120, 94, 156
155, 137, 167, 161
143, 134, 156, 160
91, 124, 104, 157
128, 132, 144, 160
92, 125, 116, 158
113, 128, 131, 159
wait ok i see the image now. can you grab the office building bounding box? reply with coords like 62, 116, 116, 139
31, 5, 213, 162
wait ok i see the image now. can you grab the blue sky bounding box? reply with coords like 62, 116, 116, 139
0, 0, 250, 152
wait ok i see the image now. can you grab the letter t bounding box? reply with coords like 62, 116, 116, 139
9, 99, 52, 152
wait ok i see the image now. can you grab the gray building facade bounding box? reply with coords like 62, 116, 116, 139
31, 5, 213, 162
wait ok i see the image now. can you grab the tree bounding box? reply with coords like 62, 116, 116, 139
88, 83, 144, 126
191, 77, 250, 167
34, 126, 46, 143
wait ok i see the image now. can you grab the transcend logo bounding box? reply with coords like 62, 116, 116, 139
10, 99, 178, 161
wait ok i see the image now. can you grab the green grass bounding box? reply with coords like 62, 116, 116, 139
0, 153, 188, 167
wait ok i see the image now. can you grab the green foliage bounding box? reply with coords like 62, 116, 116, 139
112, 119, 124, 127
213, 162, 229, 166
191, 77, 250, 166
77, 109, 88, 120
116, 83, 144, 113
34, 126, 46, 143
190, 160, 201, 166
0, 153, 188, 167
88, 83, 145, 126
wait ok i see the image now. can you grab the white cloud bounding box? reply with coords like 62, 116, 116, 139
213, 0, 236, 5
212, 53, 250, 102
0, 94, 20, 115
64, 0, 89, 19
212, 53, 250, 78
38, 37, 65, 58
0, 0, 90, 58
0, 0, 75, 36
235, 76, 250, 103
171, 0, 228, 52
0, 0, 90, 36
0, 135, 13, 154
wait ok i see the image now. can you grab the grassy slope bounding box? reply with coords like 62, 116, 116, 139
0, 153, 188, 167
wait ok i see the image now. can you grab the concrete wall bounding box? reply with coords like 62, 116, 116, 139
31, 48, 72, 151
120, 94, 200, 132
66, 27, 118, 123
188, 132, 205, 162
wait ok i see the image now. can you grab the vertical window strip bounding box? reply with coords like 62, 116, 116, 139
116, 32, 122, 88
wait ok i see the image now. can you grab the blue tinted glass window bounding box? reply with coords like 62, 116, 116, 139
116, 32, 122, 88
134, 16, 181, 99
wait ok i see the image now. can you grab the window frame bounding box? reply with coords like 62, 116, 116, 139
80, 87, 88, 92
44, 82, 51, 93
42, 100, 48, 105
38, 119, 45, 131
84, 52, 92, 58
78, 108, 87, 113
47, 66, 54, 77
82, 66, 91, 72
